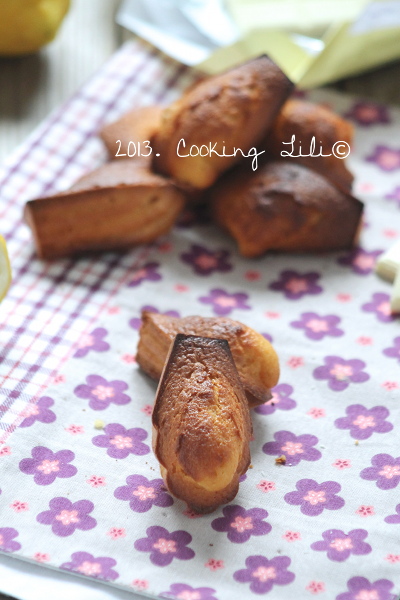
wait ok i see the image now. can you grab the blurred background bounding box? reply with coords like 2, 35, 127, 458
0, 0, 400, 164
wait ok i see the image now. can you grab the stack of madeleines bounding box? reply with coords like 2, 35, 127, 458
137, 312, 280, 513
24, 55, 363, 259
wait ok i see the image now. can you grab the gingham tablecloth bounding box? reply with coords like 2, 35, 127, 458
0, 39, 399, 600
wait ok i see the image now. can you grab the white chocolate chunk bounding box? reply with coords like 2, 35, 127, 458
375, 240, 400, 282
390, 268, 400, 314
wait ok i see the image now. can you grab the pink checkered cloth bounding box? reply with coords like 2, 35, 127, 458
1, 38, 400, 600
0, 40, 195, 443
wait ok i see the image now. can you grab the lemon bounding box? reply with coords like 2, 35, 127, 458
0, 0, 70, 56
0, 236, 12, 302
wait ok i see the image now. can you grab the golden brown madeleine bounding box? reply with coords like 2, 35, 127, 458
263, 98, 354, 192
24, 161, 185, 259
137, 312, 279, 408
212, 161, 364, 258
153, 56, 293, 189
99, 105, 163, 164
152, 334, 252, 513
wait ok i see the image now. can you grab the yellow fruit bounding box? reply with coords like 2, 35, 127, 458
0, 0, 70, 56
0, 236, 12, 302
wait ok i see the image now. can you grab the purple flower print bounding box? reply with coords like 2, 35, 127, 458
129, 305, 180, 330
313, 356, 369, 392
262, 431, 321, 466
385, 186, 400, 208
284, 479, 344, 516
0, 528, 21, 553
134, 526, 195, 567
211, 505, 271, 543
362, 293, 394, 323
181, 244, 232, 276
269, 270, 322, 300
114, 474, 173, 512
234, 555, 295, 594
19, 396, 56, 428
360, 454, 400, 490
337, 577, 395, 600
160, 583, 218, 600
199, 289, 250, 316
19, 446, 77, 485
366, 145, 400, 172
74, 328, 110, 358
385, 504, 400, 524
335, 405, 393, 440
128, 262, 162, 287
338, 248, 382, 275
290, 312, 343, 340
61, 551, 118, 581
383, 337, 400, 363
37, 497, 96, 537
311, 529, 371, 562
92, 423, 149, 459
254, 383, 296, 415
74, 375, 130, 411
345, 101, 390, 126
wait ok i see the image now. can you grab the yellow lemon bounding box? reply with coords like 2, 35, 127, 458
0, 236, 12, 302
0, 0, 70, 56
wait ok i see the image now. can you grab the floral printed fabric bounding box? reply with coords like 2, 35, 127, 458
0, 47, 400, 600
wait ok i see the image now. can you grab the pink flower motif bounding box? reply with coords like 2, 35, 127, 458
77, 561, 102, 576
107, 306, 120, 314
303, 490, 326, 505
153, 538, 177, 554
205, 559, 224, 571
356, 505, 375, 517
245, 270, 261, 281
378, 465, 400, 479
281, 441, 304, 455
287, 356, 304, 369
382, 381, 400, 390
306, 580, 325, 594
383, 229, 398, 238
252, 566, 276, 582
53, 374, 65, 384
158, 242, 172, 252
181, 244, 232, 276
307, 408, 326, 419
385, 554, 400, 563
33, 552, 50, 562
333, 459, 351, 470
107, 527, 126, 539
92, 385, 114, 400
231, 516, 253, 533
87, 475, 106, 487
132, 579, 148, 589
65, 424, 84, 435
132, 485, 156, 501
0, 446, 11, 456
121, 354, 136, 364
10, 501, 29, 512
330, 364, 353, 380
175, 284, 189, 292
257, 480, 276, 493
353, 415, 375, 429
56, 510, 80, 526
366, 145, 400, 171
37, 459, 60, 474
336, 293, 352, 302
141, 404, 153, 415
282, 531, 301, 542
330, 537, 353, 551
21, 404, 39, 418
265, 311, 280, 319
338, 248, 382, 275
177, 591, 201, 600
357, 336, 373, 346
109, 435, 133, 449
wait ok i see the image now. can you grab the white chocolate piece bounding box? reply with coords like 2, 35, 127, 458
390, 268, 400, 314
375, 240, 400, 282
